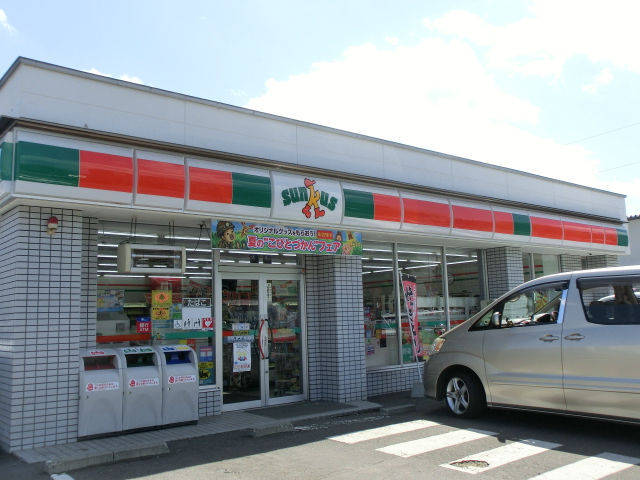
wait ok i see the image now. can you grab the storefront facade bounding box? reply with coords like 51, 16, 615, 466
0, 58, 630, 452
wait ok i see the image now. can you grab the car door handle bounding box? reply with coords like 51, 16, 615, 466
564, 333, 585, 341
539, 334, 559, 342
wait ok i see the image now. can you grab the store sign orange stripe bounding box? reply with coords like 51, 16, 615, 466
373, 193, 401, 222
530, 216, 563, 239
591, 226, 605, 244
493, 211, 514, 234
603, 227, 618, 245
563, 221, 592, 243
138, 159, 185, 198
79, 151, 133, 192
403, 198, 450, 227
189, 167, 233, 203
452, 205, 493, 232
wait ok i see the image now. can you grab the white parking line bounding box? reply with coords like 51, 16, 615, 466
376, 428, 496, 458
51, 474, 75, 480
441, 439, 562, 474
329, 420, 439, 444
528, 452, 640, 480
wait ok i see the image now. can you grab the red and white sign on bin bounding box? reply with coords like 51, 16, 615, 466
129, 378, 159, 388
86, 382, 119, 392
168, 375, 197, 384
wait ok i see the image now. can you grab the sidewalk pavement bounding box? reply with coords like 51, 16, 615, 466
12, 390, 430, 475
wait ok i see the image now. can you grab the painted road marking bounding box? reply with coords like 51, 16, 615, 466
329, 420, 439, 444
528, 452, 640, 480
376, 428, 496, 458
441, 439, 562, 474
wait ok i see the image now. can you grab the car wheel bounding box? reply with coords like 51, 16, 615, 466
445, 371, 486, 419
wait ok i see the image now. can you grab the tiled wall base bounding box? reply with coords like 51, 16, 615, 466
305, 255, 367, 403
0, 206, 84, 452
198, 388, 222, 417
367, 365, 424, 397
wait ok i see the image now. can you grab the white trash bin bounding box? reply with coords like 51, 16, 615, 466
116, 346, 163, 430
155, 345, 199, 425
78, 348, 123, 437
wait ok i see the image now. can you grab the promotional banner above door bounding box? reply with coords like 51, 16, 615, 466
212, 219, 363, 255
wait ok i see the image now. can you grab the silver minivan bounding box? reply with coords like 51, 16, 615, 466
423, 265, 640, 423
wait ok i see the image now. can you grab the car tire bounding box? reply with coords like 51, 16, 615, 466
445, 371, 486, 419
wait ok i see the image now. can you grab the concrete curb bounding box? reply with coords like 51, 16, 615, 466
251, 422, 294, 437
44, 442, 169, 474
381, 404, 417, 415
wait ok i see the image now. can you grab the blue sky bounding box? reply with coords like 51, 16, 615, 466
1, 1, 639, 216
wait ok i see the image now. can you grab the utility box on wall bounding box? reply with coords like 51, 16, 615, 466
117, 244, 186, 274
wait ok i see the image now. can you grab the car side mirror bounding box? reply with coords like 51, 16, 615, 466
490, 311, 501, 328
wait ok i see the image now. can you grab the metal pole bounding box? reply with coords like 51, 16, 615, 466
441, 246, 451, 332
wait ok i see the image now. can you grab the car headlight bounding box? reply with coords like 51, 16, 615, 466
428, 337, 446, 355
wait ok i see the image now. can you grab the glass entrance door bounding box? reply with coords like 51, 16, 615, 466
221, 273, 304, 410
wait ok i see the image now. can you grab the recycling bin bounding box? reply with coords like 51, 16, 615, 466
79, 348, 123, 437
154, 345, 199, 425
116, 346, 163, 430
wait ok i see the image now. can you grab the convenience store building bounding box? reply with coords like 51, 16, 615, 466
0, 58, 630, 452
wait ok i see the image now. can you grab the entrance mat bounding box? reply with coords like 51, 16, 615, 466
251, 401, 351, 420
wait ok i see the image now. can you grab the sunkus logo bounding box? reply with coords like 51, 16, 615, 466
281, 178, 338, 219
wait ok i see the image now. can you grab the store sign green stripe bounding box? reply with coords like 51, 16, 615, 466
0, 142, 12, 181
15, 141, 79, 186
231, 172, 271, 208
513, 213, 531, 236
344, 189, 374, 219
617, 229, 629, 247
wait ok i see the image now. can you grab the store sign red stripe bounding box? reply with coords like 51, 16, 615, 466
403, 198, 450, 227
530, 216, 563, 240
138, 159, 185, 198
79, 150, 133, 192
452, 205, 493, 232
563, 221, 592, 243
591, 226, 605, 244
373, 193, 401, 222
189, 167, 233, 203
603, 227, 618, 246
493, 211, 514, 234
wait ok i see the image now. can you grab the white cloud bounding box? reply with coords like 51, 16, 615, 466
85, 68, 143, 84
244, 6, 640, 215
582, 67, 613, 94
119, 74, 143, 84
424, 1, 640, 79
385, 37, 400, 45
0, 9, 16, 34
231, 89, 246, 97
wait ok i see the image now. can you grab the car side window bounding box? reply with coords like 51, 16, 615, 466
486, 282, 567, 329
578, 275, 640, 325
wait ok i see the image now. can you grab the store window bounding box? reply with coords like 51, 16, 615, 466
362, 242, 397, 368
96, 221, 215, 385
398, 245, 446, 364
523, 253, 560, 280
362, 242, 482, 369
445, 246, 481, 328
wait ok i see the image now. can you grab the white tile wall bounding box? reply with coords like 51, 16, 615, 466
305, 255, 367, 402
486, 246, 525, 299
0, 206, 84, 452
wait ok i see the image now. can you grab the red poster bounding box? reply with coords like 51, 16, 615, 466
401, 273, 423, 360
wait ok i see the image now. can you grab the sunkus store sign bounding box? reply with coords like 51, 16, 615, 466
211, 220, 362, 256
